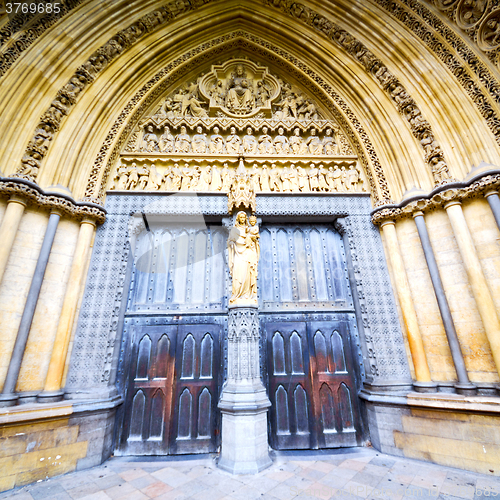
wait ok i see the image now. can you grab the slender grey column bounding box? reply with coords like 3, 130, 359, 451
485, 191, 500, 231
413, 212, 476, 395
0, 211, 61, 407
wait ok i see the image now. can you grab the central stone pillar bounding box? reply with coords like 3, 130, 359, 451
218, 306, 271, 474
219, 179, 272, 473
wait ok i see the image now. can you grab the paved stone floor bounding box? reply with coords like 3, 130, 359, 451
1, 448, 499, 500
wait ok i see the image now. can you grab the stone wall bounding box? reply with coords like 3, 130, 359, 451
0, 403, 116, 492
365, 396, 500, 477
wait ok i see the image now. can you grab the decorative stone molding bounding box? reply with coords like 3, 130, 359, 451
374, 0, 500, 150
263, 0, 453, 187
13, 0, 216, 182
0, 0, 85, 77
371, 163, 500, 224
429, 0, 500, 60
0, 176, 106, 224
87, 32, 387, 205
334, 217, 379, 380
227, 308, 260, 381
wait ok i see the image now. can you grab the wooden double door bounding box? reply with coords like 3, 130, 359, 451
264, 319, 362, 450
119, 322, 220, 455
118, 222, 363, 454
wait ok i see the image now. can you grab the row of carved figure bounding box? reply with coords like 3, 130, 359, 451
139, 124, 344, 155
113, 162, 364, 193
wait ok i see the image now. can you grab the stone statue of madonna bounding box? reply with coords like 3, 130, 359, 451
227, 211, 259, 306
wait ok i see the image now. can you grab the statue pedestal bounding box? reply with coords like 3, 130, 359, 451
218, 307, 272, 474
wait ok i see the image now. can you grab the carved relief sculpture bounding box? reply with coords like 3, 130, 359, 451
174, 126, 191, 153
192, 126, 208, 153
209, 126, 226, 154
226, 65, 255, 113
227, 159, 256, 213
227, 211, 259, 306
226, 126, 242, 154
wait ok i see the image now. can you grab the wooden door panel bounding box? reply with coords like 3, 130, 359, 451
266, 319, 362, 450
266, 322, 313, 450
308, 321, 361, 448
121, 325, 177, 455
171, 324, 220, 454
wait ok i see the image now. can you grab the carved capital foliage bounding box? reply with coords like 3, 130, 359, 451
371, 170, 500, 224
0, 177, 106, 224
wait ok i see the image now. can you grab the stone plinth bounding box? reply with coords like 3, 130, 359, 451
218, 307, 272, 474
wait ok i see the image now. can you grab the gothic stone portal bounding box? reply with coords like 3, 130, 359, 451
116, 222, 363, 455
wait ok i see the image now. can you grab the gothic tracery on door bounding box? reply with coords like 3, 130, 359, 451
117, 221, 363, 455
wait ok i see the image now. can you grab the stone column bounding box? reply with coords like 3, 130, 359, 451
38, 218, 96, 402
485, 190, 500, 232
0, 209, 61, 407
445, 201, 500, 377
218, 307, 272, 474
0, 195, 27, 285
380, 221, 436, 392
413, 212, 476, 395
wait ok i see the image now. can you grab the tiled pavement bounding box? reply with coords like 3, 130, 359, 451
1, 448, 499, 500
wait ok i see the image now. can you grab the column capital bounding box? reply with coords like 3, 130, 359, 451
81, 217, 97, 228
8, 194, 28, 207
485, 190, 499, 198
50, 208, 64, 218
444, 200, 462, 210
379, 219, 396, 229
412, 210, 424, 218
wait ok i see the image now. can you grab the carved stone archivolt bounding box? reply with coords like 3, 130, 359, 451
374, 0, 500, 154
263, 0, 454, 187
0, 0, 85, 78
11, 0, 216, 184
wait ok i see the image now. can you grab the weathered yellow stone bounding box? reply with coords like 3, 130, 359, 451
0, 418, 70, 438
0, 474, 16, 493
0, 436, 29, 459
410, 408, 470, 422
0, 440, 87, 478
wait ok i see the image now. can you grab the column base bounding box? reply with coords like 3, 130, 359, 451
413, 381, 438, 393
0, 393, 19, 407
454, 383, 477, 396
18, 391, 39, 404
37, 390, 65, 403
218, 381, 272, 475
